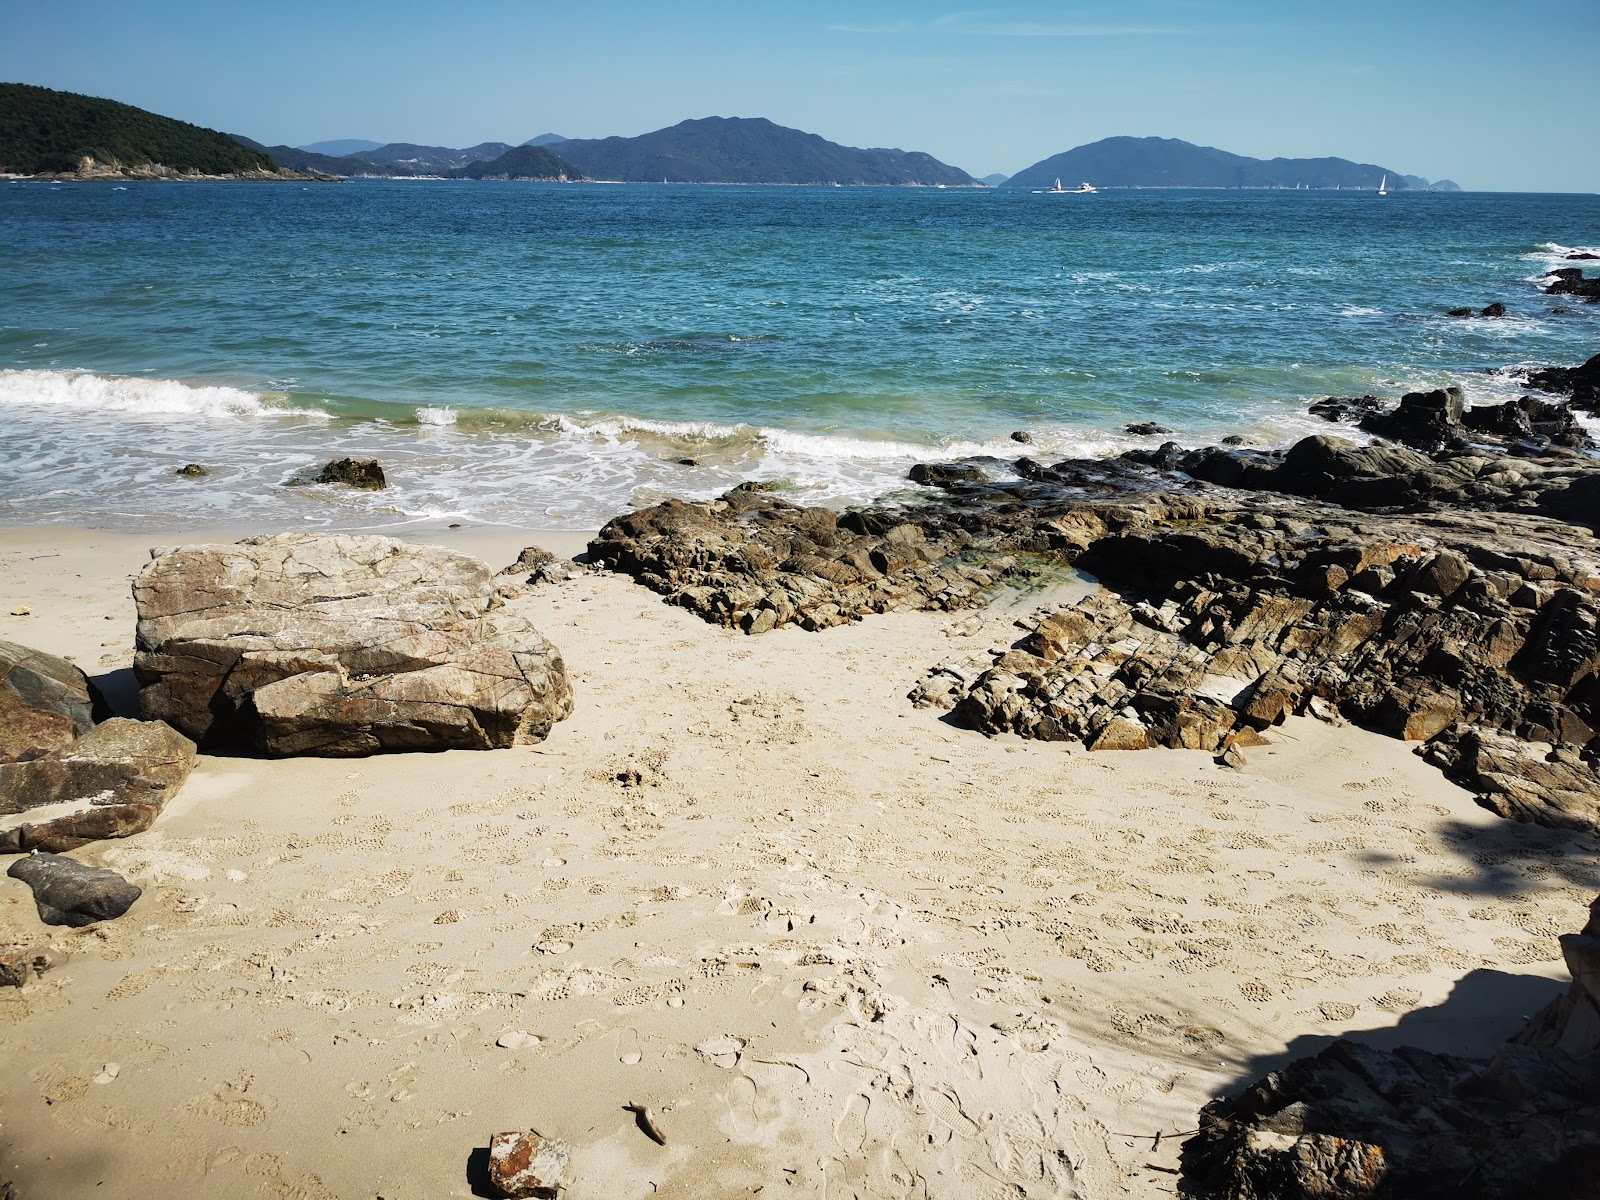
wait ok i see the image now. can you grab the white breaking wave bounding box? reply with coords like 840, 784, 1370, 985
0, 368, 323, 420
415, 405, 458, 426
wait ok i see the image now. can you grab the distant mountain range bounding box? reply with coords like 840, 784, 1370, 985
298, 138, 383, 157
1004, 136, 1456, 191
232, 136, 387, 177
4, 83, 1465, 192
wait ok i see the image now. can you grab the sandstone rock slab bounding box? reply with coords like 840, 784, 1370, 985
0, 640, 99, 762
0, 717, 196, 853
133, 534, 572, 756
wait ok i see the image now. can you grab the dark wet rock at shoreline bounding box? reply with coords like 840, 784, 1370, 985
1523, 351, 1600, 412
1307, 395, 1381, 423
1125, 421, 1174, 436
909, 462, 987, 487
175, 463, 208, 478
1179, 894, 1600, 1199
316, 457, 387, 490
133, 533, 573, 756
1544, 267, 1600, 302
7, 853, 142, 928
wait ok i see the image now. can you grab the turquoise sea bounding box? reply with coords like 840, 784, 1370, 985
1, 179, 1596, 530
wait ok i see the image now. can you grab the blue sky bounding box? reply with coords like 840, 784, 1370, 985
4, 1, 1596, 189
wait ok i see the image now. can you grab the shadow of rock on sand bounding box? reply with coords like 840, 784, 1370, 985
88, 667, 139, 720
1230, 966, 1565, 1089
1356, 816, 1600, 900
463, 1146, 496, 1198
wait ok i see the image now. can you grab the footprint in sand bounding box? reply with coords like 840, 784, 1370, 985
921, 1084, 980, 1141
617, 1026, 643, 1065
726, 1060, 806, 1140
833, 1092, 871, 1154
695, 1035, 746, 1069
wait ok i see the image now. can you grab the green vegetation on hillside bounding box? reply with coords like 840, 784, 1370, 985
447, 145, 584, 180
0, 82, 276, 174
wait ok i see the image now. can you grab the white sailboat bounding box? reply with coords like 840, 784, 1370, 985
1377, 174, 1388, 196
1033, 177, 1097, 194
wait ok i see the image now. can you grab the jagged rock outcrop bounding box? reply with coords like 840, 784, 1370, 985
1523, 351, 1600, 412
0, 641, 100, 762
598, 370, 1600, 831
1179, 896, 1600, 1199
0, 718, 196, 852
589, 489, 1052, 634
133, 533, 573, 756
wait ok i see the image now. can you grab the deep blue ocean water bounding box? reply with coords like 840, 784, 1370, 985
1, 179, 1595, 529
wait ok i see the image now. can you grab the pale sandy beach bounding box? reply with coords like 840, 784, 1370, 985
1, 523, 1594, 1199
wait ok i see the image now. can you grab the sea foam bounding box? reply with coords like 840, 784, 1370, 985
0, 369, 315, 420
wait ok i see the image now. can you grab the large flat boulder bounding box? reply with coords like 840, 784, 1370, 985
132, 533, 573, 756
0, 640, 99, 762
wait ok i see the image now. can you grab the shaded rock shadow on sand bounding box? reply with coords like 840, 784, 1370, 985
1354, 818, 1600, 899
1232, 967, 1567, 1086
464, 1146, 495, 1198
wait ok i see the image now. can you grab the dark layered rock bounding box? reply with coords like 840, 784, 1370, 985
0, 641, 100, 763
316, 457, 387, 489
909, 461, 987, 487
1445, 302, 1505, 318
1179, 896, 1600, 1199
133, 533, 573, 756
588, 489, 1051, 635
1523, 351, 1600, 412
1356, 387, 1466, 452
1308, 395, 1380, 424
912, 480, 1600, 829
1544, 268, 1600, 301
7, 854, 142, 927
0, 718, 196, 852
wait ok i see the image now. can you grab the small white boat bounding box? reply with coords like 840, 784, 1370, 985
1033, 178, 1097, 194
1377, 174, 1388, 196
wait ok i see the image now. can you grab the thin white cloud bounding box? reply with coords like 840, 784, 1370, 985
830, 14, 1189, 37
